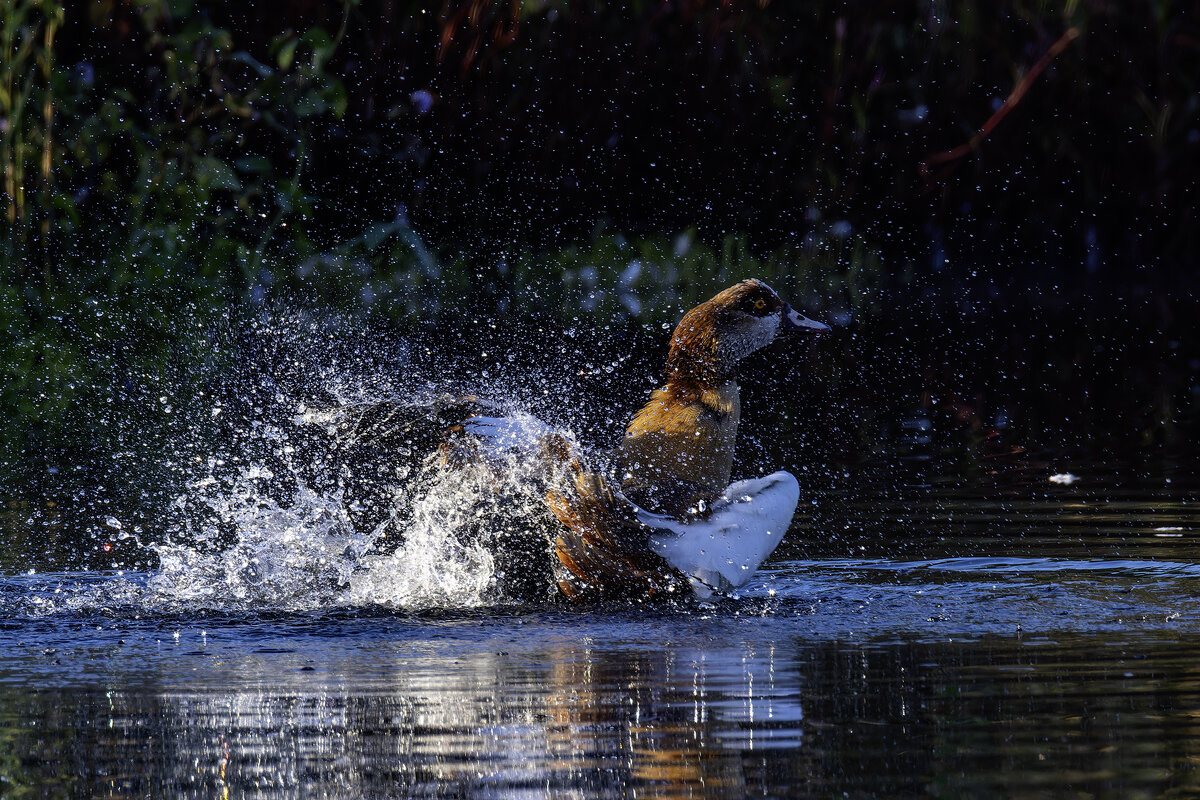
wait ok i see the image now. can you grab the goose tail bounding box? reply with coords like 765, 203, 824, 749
546, 467, 688, 603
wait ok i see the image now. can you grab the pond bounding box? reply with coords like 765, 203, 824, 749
2, 1, 1198, 795
2, 453, 1199, 798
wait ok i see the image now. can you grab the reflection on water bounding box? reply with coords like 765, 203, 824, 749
1, 462, 1199, 797
0, 616, 799, 798
4, 619, 1200, 798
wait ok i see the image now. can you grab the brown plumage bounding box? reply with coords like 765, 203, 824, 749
545, 466, 690, 602
616, 280, 786, 516
546, 279, 826, 600
617, 378, 739, 516
663, 281, 785, 381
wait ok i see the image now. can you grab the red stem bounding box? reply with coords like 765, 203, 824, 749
919, 27, 1081, 191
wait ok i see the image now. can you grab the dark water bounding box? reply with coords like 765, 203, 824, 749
2, 462, 1198, 798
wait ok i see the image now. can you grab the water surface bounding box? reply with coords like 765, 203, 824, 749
3, 461, 1198, 798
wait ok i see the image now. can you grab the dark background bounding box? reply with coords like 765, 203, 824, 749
1, 1, 1198, 564
8, 1, 1199, 298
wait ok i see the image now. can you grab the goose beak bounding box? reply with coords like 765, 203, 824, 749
781, 303, 830, 333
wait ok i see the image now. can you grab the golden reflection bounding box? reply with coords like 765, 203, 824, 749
88, 639, 803, 798
10, 633, 1200, 796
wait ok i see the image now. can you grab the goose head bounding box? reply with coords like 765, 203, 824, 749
665, 279, 829, 383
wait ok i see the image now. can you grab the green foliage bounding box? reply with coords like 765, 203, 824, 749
1, 0, 63, 253
4, 0, 358, 278
282, 215, 880, 326
1, 0, 1195, 500
504, 229, 881, 324
0, 0, 358, 488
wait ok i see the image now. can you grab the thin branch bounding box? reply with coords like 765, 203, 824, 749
919, 27, 1080, 192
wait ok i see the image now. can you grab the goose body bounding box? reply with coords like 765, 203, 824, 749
323, 280, 827, 602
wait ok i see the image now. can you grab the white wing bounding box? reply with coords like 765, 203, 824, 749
638, 471, 800, 598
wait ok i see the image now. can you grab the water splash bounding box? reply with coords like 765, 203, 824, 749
141, 403, 570, 611
113, 311, 605, 614
149, 464, 380, 611
3, 310, 646, 615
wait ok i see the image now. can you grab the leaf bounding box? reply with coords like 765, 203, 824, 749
229, 51, 272, 78
276, 37, 298, 71
233, 156, 272, 173
197, 156, 243, 191
294, 90, 327, 117
300, 27, 335, 71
